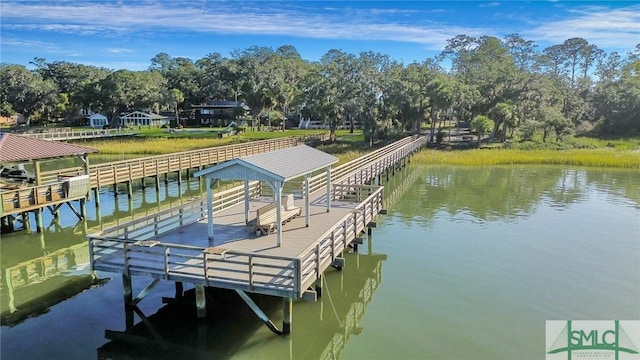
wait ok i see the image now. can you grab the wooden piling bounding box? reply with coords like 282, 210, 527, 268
22, 212, 31, 231
35, 208, 43, 233
122, 274, 134, 330
94, 188, 101, 209
315, 276, 323, 298
195, 284, 206, 318
283, 297, 292, 334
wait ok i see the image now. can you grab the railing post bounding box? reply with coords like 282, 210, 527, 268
164, 247, 170, 278
248, 255, 254, 291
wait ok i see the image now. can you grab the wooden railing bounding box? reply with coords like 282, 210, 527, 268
89, 185, 383, 298
1, 134, 327, 217
41, 133, 328, 187
305, 135, 426, 194
20, 128, 134, 141
97, 181, 261, 239
0, 175, 90, 216
297, 186, 384, 293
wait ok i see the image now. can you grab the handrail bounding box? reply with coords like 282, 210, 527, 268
98, 181, 261, 238
41, 133, 329, 186
305, 135, 426, 194
19, 128, 134, 141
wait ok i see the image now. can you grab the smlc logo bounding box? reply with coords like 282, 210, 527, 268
546, 320, 640, 360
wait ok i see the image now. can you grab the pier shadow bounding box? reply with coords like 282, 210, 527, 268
96, 246, 387, 359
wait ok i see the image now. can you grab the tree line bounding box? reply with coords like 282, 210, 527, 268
1, 34, 638, 143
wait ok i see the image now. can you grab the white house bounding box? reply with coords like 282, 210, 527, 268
88, 113, 108, 128
119, 111, 170, 127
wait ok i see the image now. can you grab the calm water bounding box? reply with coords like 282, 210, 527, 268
1, 165, 638, 359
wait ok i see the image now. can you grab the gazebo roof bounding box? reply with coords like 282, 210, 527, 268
193, 145, 338, 183
0, 132, 98, 162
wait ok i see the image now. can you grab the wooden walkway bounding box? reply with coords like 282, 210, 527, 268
1, 134, 327, 219
18, 128, 134, 141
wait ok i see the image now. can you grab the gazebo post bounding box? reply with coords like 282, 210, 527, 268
304, 174, 310, 227
275, 182, 282, 247
325, 166, 332, 212
206, 177, 214, 241
244, 179, 250, 224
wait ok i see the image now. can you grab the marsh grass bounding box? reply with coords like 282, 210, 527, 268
80, 129, 332, 155
415, 148, 640, 168
81, 137, 242, 155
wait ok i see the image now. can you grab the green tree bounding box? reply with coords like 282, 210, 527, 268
167, 88, 185, 126
470, 114, 494, 147
99, 69, 167, 127
36, 60, 110, 120
0, 64, 58, 125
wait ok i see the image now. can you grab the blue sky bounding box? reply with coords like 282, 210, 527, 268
1, 1, 638, 70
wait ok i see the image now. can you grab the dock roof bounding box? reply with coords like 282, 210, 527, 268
0, 132, 98, 162
193, 145, 338, 182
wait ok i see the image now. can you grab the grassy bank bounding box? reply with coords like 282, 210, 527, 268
414, 148, 640, 168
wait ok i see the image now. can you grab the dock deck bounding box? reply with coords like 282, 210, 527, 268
89, 183, 383, 299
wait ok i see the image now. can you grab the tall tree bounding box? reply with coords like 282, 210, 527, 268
99, 70, 167, 126
470, 114, 494, 147
0, 64, 58, 124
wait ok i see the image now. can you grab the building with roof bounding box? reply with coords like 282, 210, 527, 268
191, 100, 249, 127
0, 132, 98, 232
87, 113, 109, 128
119, 111, 170, 128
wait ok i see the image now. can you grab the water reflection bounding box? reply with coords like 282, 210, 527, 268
0, 176, 205, 326
404, 165, 640, 225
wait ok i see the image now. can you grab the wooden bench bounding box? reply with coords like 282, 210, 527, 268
257, 202, 277, 235
248, 194, 301, 236
280, 194, 301, 222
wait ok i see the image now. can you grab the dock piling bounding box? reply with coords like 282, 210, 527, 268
195, 285, 206, 318
283, 297, 292, 334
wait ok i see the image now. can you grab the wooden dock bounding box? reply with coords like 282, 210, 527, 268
89, 183, 382, 298
87, 135, 427, 335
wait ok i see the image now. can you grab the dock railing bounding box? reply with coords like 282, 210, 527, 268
304, 135, 426, 194
20, 128, 134, 141
296, 185, 384, 294
41, 133, 329, 187
96, 181, 261, 239
0, 177, 90, 216
88, 183, 384, 298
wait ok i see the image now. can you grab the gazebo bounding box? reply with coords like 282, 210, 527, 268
193, 145, 338, 246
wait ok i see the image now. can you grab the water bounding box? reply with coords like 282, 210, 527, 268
1, 165, 638, 359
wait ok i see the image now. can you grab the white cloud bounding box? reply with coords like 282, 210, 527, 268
106, 48, 133, 54
525, 5, 640, 50
0, 1, 491, 51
